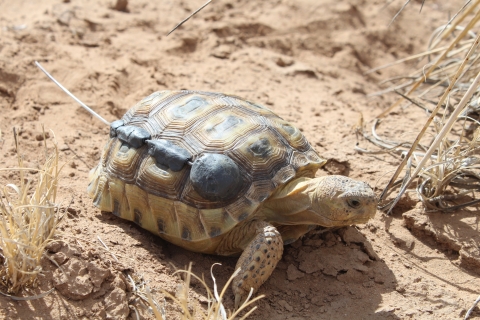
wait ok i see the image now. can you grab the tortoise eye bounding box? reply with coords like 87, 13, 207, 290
347, 199, 361, 209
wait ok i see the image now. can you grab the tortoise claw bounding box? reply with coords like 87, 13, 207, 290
234, 290, 245, 310
234, 286, 255, 310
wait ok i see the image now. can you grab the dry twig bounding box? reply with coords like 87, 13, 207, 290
362, 1, 480, 213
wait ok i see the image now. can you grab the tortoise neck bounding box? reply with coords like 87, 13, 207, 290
259, 177, 318, 224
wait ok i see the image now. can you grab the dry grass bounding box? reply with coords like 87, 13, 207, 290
131, 263, 263, 320
359, 0, 480, 213
0, 129, 62, 294
96, 236, 262, 320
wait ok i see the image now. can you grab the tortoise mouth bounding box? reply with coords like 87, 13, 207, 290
326, 216, 372, 226
312, 208, 376, 227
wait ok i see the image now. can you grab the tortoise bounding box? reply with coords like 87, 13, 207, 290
87, 90, 377, 307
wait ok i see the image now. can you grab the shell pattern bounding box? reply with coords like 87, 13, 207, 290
88, 90, 326, 253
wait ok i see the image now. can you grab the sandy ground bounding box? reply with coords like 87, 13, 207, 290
1, 0, 480, 319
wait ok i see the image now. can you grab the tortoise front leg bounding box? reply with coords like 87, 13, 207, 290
276, 224, 315, 245
216, 220, 283, 308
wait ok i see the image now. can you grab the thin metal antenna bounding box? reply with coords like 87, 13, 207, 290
167, 0, 212, 36
35, 61, 110, 126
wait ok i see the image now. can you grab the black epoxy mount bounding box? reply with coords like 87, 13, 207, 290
147, 139, 192, 172
190, 153, 242, 201
110, 121, 243, 200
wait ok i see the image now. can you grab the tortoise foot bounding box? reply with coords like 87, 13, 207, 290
232, 222, 283, 309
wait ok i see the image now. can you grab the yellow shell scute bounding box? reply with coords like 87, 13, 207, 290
172, 201, 206, 241
147, 194, 179, 237
108, 179, 131, 219
199, 207, 236, 238
124, 183, 150, 225
87, 165, 112, 211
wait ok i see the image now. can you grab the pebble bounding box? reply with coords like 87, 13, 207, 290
287, 264, 305, 280
278, 299, 294, 312
35, 132, 50, 141
104, 287, 129, 319
51, 252, 69, 265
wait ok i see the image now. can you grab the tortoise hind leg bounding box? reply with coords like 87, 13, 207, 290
216, 220, 283, 309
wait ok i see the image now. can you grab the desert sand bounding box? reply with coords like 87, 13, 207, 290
1, 0, 479, 319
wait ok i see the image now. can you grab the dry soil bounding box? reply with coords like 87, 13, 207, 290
1, 0, 479, 319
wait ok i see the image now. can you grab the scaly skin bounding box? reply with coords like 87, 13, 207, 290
216, 175, 376, 308
220, 220, 283, 309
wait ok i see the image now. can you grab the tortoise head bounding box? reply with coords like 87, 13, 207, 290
262, 175, 376, 227
310, 175, 377, 227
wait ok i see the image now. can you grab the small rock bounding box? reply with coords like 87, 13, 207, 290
375, 305, 395, 313
45, 241, 63, 253
352, 264, 369, 273
196, 294, 209, 304
286, 264, 305, 281
104, 287, 129, 320
25, 162, 39, 174
35, 132, 50, 141
404, 308, 418, 316
339, 228, 379, 260
291, 239, 302, 248
53, 258, 93, 300
278, 299, 293, 312
323, 232, 337, 247
460, 246, 480, 270
324, 160, 347, 175
88, 262, 112, 290
298, 254, 323, 274
310, 295, 324, 306
275, 56, 294, 67
67, 207, 78, 215
59, 144, 69, 151
396, 285, 406, 294
284, 64, 317, 78
175, 283, 187, 300
112, 0, 128, 12
362, 241, 379, 261
212, 45, 232, 59
337, 269, 364, 283
339, 227, 365, 244
91, 301, 107, 318
352, 248, 370, 264
111, 275, 127, 291
321, 264, 337, 277
352, 84, 366, 95
57, 10, 74, 26
51, 252, 69, 265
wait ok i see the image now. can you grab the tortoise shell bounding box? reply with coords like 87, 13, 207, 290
87, 90, 326, 253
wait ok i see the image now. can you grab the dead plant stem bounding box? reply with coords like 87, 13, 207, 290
380, 30, 480, 206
